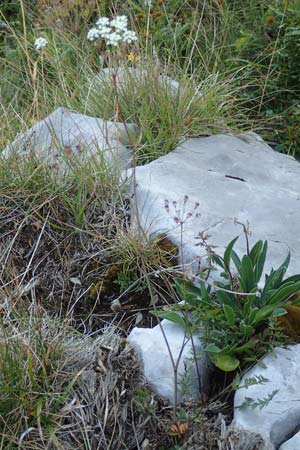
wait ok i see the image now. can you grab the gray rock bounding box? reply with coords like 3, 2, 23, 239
2, 107, 136, 172
233, 344, 300, 449
131, 134, 300, 278
95, 67, 180, 92
279, 431, 300, 450
127, 319, 207, 404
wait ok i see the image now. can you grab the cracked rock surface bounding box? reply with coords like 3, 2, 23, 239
131, 133, 300, 277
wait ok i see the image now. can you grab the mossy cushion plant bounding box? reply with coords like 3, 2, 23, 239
158, 236, 300, 372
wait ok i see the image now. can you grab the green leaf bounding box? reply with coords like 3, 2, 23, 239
156, 311, 186, 328
264, 268, 285, 292
223, 304, 236, 327
239, 256, 255, 292
267, 281, 300, 305
249, 240, 263, 266
224, 236, 239, 270
251, 305, 277, 324
232, 250, 241, 272
205, 343, 221, 353
248, 307, 259, 324
215, 354, 240, 372
212, 254, 225, 268
239, 322, 254, 336
271, 308, 287, 318
175, 278, 199, 298
243, 288, 258, 315
216, 290, 238, 310
277, 252, 291, 275
282, 274, 300, 285
255, 241, 268, 283
234, 339, 257, 353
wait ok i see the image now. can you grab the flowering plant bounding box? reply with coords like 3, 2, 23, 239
87, 15, 137, 47
34, 37, 48, 51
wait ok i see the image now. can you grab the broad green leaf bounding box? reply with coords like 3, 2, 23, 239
251, 305, 277, 324
264, 253, 291, 292
255, 241, 268, 283
156, 311, 186, 328
239, 256, 255, 292
175, 278, 199, 298
248, 307, 259, 324
216, 290, 238, 310
244, 288, 259, 315
263, 267, 285, 292
282, 275, 300, 285
212, 254, 225, 268
215, 354, 240, 372
200, 281, 211, 299
234, 339, 257, 353
232, 250, 241, 272
249, 240, 263, 266
224, 236, 239, 270
239, 322, 254, 336
271, 308, 287, 317
267, 281, 300, 305
277, 252, 291, 275
223, 304, 236, 327
205, 343, 221, 353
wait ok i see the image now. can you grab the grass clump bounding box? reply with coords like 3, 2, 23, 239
0, 311, 74, 449
85, 64, 243, 164
0, 308, 150, 450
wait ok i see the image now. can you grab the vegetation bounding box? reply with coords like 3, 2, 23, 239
0, 0, 299, 449
159, 236, 300, 372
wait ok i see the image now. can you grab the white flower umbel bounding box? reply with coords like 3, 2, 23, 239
34, 37, 48, 50
96, 17, 110, 27
110, 15, 128, 32
87, 27, 101, 41
87, 15, 137, 47
106, 32, 122, 47
122, 30, 138, 44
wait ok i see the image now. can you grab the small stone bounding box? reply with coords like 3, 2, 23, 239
110, 299, 122, 313
141, 438, 151, 450
127, 319, 208, 404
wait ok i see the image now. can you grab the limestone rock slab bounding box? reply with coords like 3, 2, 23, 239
127, 319, 207, 404
279, 431, 300, 450
2, 107, 136, 172
233, 344, 300, 449
131, 134, 300, 277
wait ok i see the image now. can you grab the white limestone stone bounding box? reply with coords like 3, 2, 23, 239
131, 134, 300, 278
2, 107, 137, 172
279, 431, 300, 450
127, 319, 207, 404
96, 67, 180, 92
233, 344, 300, 449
